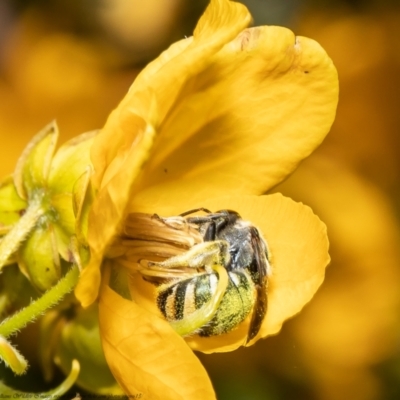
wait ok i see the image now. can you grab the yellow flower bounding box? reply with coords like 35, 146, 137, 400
74, 0, 338, 398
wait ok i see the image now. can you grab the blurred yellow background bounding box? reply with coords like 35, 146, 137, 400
1, 0, 400, 399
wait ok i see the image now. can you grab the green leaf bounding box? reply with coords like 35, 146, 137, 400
39, 309, 67, 381
55, 304, 122, 395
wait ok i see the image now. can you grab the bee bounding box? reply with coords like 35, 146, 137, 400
138, 209, 271, 343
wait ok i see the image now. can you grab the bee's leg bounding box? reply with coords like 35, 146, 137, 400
151, 214, 188, 231
170, 263, 229, 337
203, 221, 216, 241
139, 267, 205, 280
179, 208, 212, 217
145, 240, 230, 272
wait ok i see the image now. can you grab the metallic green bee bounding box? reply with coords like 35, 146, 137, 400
139, 209, 271, 343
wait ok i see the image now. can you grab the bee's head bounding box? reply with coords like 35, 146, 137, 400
214, 209, 241, 225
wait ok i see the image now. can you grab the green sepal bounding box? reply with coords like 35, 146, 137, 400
0, 177, 27, 232
14, 122, 58, 200
18, 225, 61, 292
51, 193, 76, 260
48, 131, 96, 194
70, 235, 90, 270
109, 265, 132, 301
54, 304, 123, 395
73, 166, 94, 246
0, 335, 28, 375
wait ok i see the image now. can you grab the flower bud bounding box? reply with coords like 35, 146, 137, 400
0, 122, 95, 291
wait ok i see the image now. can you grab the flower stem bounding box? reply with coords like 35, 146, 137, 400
0, 264, 79, 338
0, 199, 44, 270
0, 359, 80, 397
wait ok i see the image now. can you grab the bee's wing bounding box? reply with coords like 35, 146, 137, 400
246, 227, 270, 343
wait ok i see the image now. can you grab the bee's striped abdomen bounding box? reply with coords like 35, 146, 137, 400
157, 274, 216, 322
157, 270, 255, 337
192, 274, 213, 310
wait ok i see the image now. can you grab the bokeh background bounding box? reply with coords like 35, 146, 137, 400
1, 0, 400, 399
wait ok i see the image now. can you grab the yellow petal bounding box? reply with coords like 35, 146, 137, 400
131, 26, 338, 207
98, 268, 216, 400
77, 0, 251, 307
91, 0, 251, 188
246, 194, 329, 342
75, 122, 157, 307
75, 252, 102, 308
128, 194, 329, 353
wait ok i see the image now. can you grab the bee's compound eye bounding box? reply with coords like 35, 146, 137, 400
215, 209, 241, 218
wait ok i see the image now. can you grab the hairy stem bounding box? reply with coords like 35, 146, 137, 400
0, 264, 79, 338
0, 199, 44, 270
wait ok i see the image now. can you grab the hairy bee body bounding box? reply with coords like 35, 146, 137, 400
157, 269, 255, 337
141, 209, 271, 342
